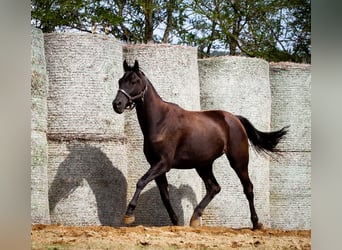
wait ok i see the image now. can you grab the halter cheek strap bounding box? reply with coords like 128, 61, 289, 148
118, 84, 148, 110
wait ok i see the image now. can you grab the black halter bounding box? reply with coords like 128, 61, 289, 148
117, 84, 148, 110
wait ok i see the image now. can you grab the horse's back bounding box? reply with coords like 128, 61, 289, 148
197, 110, 245, 135
145, 104, 249, 168
176, 108, 248, 150
168, 109, 246, 168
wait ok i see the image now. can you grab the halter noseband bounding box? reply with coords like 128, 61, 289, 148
118, 84, 148, 110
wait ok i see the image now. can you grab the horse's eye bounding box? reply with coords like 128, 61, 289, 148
131, 80, 137, 85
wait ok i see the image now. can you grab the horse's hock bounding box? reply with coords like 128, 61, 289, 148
199, 56, 272, 228
269, 62, 311, 229
122, 44, 202, 226
43, 33, 128, 226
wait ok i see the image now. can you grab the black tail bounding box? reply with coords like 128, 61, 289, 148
236, 115, 289, 157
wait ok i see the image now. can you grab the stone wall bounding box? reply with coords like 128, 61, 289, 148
30, 29, 311, 229
269, 62, 311, 229
44, 33, 127, 226
198, 56, 271, 228
31, 28, 50, 224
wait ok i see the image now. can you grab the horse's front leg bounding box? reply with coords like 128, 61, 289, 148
123, 160, 169, 225
155, 173, 179, 225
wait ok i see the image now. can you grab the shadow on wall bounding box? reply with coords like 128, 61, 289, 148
134, 184, 198, 226
49, 143, 127, 226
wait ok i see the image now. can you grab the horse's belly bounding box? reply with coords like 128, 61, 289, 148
171, 141, 225, 169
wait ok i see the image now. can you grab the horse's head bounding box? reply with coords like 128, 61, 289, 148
112, 60, 148, 114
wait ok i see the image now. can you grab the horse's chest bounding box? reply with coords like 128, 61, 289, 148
144, 134, 176, 153
142, 135, 174, 163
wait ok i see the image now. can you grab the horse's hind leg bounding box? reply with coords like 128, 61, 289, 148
227, 152, 262, 230
155, 173, 179, 225
190, 165, 221, 227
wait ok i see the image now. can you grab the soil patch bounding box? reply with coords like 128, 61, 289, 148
32, 224, 310, 249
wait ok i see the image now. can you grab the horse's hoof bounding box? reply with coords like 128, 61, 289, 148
123, 215, 135, 225
252, 222, 263, 230
190, 217, 202, 227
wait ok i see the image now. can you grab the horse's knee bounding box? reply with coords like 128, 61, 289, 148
213, 184, 221, 195
208, 184, 221, 199
136, 178, 146, 190
243, 181, 253, 197
244, 189, 254, 200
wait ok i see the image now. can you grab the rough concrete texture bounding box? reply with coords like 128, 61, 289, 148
269, 62, 311, 229
122, 44, 202, 226
31, 27, 50, 224
269, 152, 311, 229
44, 33, 127, 226
47, 140, 128, 226
269, 62, 311, 151
198, 56, 271, 228
44, 33, 124, 135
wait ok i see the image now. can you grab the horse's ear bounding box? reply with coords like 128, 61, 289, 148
123, 60, 130, 72
133, 60, 139, 72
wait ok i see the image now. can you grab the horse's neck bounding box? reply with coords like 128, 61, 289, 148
136, 81, 166, 136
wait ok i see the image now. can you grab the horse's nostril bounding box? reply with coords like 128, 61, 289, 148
113, 101, 120, 108
113, 100, 124, 114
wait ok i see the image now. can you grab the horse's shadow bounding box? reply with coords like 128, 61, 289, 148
48, 142, 127, 226
134, 183, 198, 226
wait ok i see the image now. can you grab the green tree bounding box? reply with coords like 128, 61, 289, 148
285, 0, 311, 63
183, 0, 310, 62
31, 0, 186, 43
31, 0, 94, 33
31, 0, 311, 62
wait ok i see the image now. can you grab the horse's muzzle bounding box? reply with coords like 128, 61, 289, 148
112, 99, 124, 114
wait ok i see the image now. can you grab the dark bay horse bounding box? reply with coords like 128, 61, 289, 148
112, 60, 288, 229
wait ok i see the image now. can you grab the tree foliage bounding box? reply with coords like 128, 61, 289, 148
31, 0, 311, 63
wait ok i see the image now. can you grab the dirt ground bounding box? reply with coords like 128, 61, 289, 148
31, 224, 310, 249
